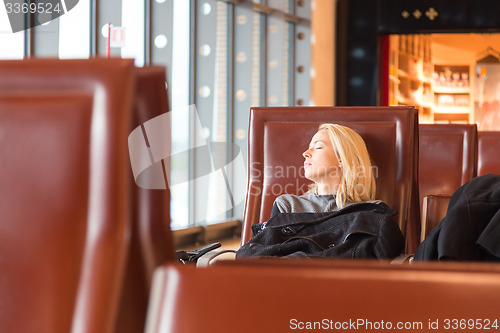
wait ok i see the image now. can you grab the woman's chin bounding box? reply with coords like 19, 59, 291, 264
304, 174, 315, 183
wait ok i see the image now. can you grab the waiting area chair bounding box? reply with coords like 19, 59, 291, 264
243, 106, 420, 254
0, 58, 135, 333
114, 66, 174, 333
478, 131, 500, 176
419, 124, 477, 209
145, 260, 500, 333
418, 124, 477, 240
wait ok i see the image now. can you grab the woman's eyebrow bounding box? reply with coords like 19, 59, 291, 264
309, 140, 325, 147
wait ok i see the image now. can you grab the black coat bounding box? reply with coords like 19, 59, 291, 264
236, 202, 404, 260
415, 174, 500, 262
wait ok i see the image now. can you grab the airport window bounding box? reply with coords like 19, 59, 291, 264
0, 7, 24, 59
120, 0, 145, 66
59, 0, 91, 59
163, 0, 311, 229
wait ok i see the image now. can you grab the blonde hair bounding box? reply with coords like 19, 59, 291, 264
308, 124, 376, 208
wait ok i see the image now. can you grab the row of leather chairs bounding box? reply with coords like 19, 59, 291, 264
0, 83, 422, 332
145, 108, 500, 332
0, 59, 172, 333
2, 59, 500, 332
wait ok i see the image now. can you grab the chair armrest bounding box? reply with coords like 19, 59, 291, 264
390, 253, 414, 264
421, 194, 451, 242
196, 249, 237, 267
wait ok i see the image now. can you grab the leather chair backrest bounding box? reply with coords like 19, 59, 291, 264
0, 58, 135, 333
418, 124, 477, 212
145, 261, 500, 333
243, 106, 420, 253
114, 66, 174, 333
478, 131, 500, 176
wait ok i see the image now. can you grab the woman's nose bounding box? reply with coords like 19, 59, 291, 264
303, 149, 311, 158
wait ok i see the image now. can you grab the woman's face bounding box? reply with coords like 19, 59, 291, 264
302, 129, 342, 184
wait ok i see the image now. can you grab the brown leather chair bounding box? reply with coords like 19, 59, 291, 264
418, 124, 477, 239
145, 260, 500, 333
243, 106, 420, 254
114, 66, 174, 333
0, 58, 135, 333
478, 131, 500, 176
419, 124, 477, 208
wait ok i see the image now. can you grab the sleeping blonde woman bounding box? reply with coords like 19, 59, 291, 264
237, 124, 404, 260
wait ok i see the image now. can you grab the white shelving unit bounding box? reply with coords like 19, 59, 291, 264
432, 64, 473, 123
